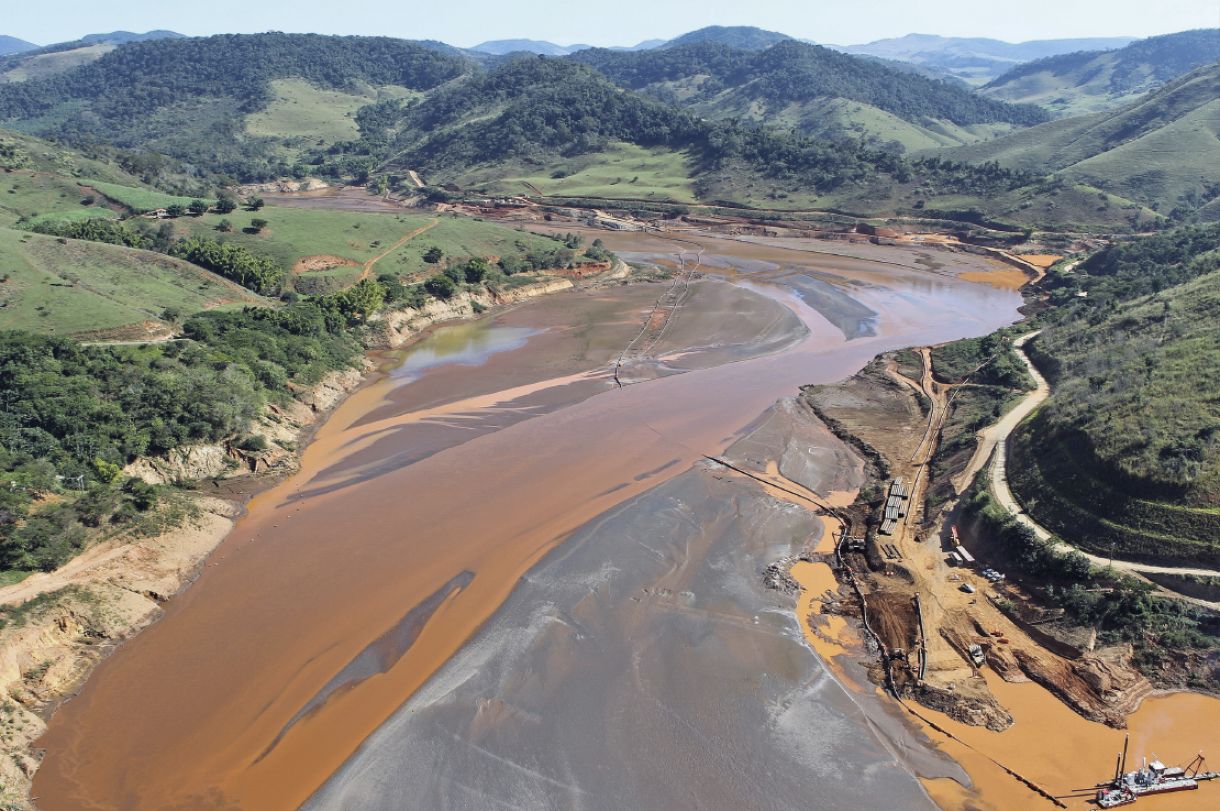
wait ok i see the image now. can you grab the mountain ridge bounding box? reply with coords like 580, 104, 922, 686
981, 28, 1220, 116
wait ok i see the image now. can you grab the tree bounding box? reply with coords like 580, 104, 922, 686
424, 273, 457, 299
215, 195, 237, 214
423, 246, 444, 264
188, 199, 209, 216
165, 204, 185, 218
217, 219, 233, 233
463, 258, 491, 283
250, 218, 269, 233
249, 197, 266, 211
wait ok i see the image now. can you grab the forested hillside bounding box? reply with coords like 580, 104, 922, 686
982, 29, 1220, 116
0, 34, 473, 180
1010, 225, 1220, 565
662, 26, 791, 50
573, 40, 1047, 150
324, 56, 1039, 212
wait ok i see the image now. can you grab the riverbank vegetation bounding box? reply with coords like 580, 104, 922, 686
1, 171, 617, 583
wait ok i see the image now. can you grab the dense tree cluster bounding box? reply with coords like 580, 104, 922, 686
0, 33, 469, 125
31, 218, 150, 248
0, 292, 371, 569
0, 34, 472, 181
170, 236, 287, 296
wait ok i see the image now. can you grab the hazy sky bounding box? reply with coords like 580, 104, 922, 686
6, 0, 1219, 47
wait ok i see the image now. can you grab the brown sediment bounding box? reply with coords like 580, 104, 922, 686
960, 268, 1035, 290
31, 232, 1027, 810
795, 342, 1220, 811
1019, 254, 1063, 269
913, 678, 1220, 811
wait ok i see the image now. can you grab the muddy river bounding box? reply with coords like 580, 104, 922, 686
33, 230, 1192, 811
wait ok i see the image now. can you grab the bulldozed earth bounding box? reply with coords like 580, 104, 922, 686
801, 353, 1155, 732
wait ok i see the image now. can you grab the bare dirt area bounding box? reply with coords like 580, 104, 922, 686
800, 344, 1220, 811
292, 254, 359, 274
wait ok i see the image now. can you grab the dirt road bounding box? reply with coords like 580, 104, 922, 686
988, 332, 1220, 585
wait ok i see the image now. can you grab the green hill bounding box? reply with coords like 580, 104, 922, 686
0, 33, 472, 181
663, 26, 792, 51
982, 29, 1220, 117
0, 36, 37, 57
0, 227, 267, 337
572, 40, 1047, 151
946, 64, 1220, 219
1010, 225, 1220, 565
331, 56, 1045, 217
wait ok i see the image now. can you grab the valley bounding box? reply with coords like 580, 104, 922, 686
0, 13, 1217, 811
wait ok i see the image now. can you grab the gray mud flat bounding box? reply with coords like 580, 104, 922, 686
306, 404, 958, 811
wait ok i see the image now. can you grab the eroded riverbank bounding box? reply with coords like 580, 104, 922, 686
31, 232, 1028, 810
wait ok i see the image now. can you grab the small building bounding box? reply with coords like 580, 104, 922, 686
879, 519, 897, 536
947, 551, 964, 566
955, 545, 976, 565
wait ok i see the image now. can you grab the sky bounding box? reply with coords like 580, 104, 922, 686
5, 0, 1219, 48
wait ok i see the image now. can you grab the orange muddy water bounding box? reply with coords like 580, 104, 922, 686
28, 231, 1125, 810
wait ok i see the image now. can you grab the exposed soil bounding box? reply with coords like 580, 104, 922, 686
799, 342, 1220, 811
292, 254, 359, 275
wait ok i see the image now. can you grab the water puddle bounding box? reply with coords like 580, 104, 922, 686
389, 324, 540, 383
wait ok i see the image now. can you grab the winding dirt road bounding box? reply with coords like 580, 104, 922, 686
986, 332, 1220, 587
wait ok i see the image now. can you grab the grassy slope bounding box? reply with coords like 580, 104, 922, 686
694, 93, 1019, 153
981, 29, 1220, 117
473, 142, 697, 202
0, 127, 146, 184
245, 79, 419, 156
169, 206, 572, 281
0, 170, 121, 227
945, 65, 1220, 215
980, 52, 1146, 117
0, 227, 265, 336
1, 44, 115, 83
84, 180, 210, 213
1009, 269, 1220, 565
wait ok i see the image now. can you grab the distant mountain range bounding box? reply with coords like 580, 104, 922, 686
470, 27, 793, 56
838, 33, 1138, 84
0, 35, 38, 56
471, 36, 663, 56
79, 30, 185, 46
981, 28, 1220, 116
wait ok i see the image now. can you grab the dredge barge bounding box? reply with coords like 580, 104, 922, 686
1094, 736, 1218, 808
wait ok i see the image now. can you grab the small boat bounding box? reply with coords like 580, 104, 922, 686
1094, 738, 1218, 808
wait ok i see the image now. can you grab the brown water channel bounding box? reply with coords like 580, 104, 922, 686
33, 233, 1025, 810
